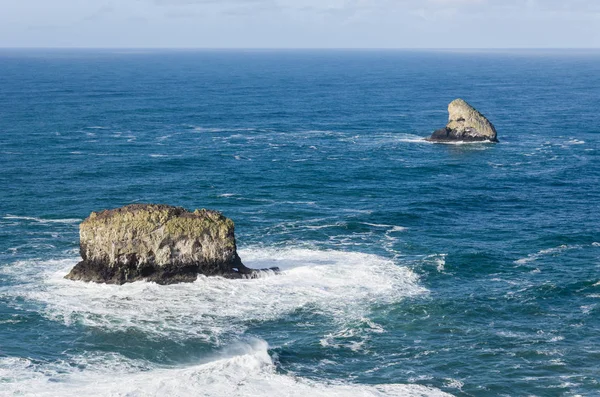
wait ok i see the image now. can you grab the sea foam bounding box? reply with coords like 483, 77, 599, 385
0, 339, 451, 397
1, 248, 427, 342
3, 215, 81, 224
0, 248, 440, 396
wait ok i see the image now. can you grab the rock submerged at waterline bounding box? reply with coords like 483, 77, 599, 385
65, 204, 277, 284
428, 98, 498, 143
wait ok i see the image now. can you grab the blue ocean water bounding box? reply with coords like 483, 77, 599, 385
1, 49, 599, 396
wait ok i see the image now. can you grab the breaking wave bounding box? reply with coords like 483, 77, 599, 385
0, 339, 451, 397
1, 248, 427, 342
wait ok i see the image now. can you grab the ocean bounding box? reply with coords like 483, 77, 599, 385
0, 49, 599, 396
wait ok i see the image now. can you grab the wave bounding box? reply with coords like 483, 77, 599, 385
362, 223, 407, 232
0, 339, 451, 397
395, 134, 431, 144
0, 248, 427, 342
3, 215, 81, 224
430, 140, 496, 146
514, 244, 581, 265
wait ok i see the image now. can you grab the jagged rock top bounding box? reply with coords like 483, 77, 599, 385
88, 204, 221, 220
429, 99, 498, 143
84, 204, 230, 235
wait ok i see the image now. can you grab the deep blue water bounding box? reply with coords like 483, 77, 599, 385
1, 49, 600, 396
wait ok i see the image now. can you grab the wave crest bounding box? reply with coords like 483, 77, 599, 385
0, 339, 451, 397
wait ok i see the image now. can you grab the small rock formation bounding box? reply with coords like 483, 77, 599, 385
428, 99, 498, 142
65, 204, 277, 284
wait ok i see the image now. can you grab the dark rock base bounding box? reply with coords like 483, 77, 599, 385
65, 257, 280, 285
427, 127, 499, 143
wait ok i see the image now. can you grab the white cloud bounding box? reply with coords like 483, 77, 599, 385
427, 0, 485, 4
0, 0, 598, 47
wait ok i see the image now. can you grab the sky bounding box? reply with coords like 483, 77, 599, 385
1, 0, 599, 48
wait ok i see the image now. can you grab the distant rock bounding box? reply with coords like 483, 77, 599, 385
65, 204, 277, 284
428, 99, 498, 142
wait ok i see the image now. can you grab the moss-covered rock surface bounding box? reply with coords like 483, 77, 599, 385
65, 204, 267, 284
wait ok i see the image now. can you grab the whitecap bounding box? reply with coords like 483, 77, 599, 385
514, 245, 578, 265
396, 134, 431, 144
443, 378, 464, 390
303, 224, 341, 230
193, 126, 226, 132
434, 254, 446, 272
3, 215, 81, 224
192, 126, 255, 133
1, 248, 427, 342
319, 318, 385, 352
0, 319, 21, 325
0, 339, 451, 397
362, 222, 402, 229
431, 140, 496, 146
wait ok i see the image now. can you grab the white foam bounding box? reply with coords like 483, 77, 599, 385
0, 339, 451, 397
192, 126, 255, 133
304, 224, 341, 230
362, 223, 406, 232
396, 134, 431, 144
434, 255, 446, 272
1, 248, 427, 342
514, 245, 577, 265
431, 140, 495, 146
319, 318, 385, 351
443, 378, 464, 390
3, 215, 81, 224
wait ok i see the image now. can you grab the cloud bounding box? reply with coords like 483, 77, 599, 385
428, 0, 484, 4
83, 5, 116, 21
1, 0, 599, 47
145, 0, 600, 22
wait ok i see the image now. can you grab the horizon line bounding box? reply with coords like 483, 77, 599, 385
1, 47, 600, 51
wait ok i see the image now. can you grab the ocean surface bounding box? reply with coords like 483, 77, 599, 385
1, 49, 599, 396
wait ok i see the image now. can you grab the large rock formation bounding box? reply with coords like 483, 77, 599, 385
428, 99, 498, 142
65, 204, 275, 284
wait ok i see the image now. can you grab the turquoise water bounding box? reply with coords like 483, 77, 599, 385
1, 49, 599, 396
